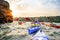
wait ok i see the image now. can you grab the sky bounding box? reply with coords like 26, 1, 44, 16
5, 0, 60, 17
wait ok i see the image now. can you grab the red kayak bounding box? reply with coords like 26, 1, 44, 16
52, 25, 60, 28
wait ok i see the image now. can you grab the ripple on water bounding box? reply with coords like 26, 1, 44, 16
0, 22, 60, 40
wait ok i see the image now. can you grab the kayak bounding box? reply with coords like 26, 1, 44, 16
28, 27, 41, 34
52, 25, 60, 28
28, 27, 49, 40
31, 30, 49, 40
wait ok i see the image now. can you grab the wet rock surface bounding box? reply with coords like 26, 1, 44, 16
0, 0, 13, 24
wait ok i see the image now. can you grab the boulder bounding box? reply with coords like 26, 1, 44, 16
0, 0, 13, 24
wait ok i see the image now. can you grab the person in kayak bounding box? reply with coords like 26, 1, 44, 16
28, 20, 49, 40
31, 20, 40, 27
28, 27, 50, 40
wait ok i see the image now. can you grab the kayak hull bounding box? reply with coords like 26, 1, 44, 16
31, 30, 49, 40
28, 27, 40, 34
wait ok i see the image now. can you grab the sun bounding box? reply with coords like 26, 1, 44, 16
10, 4, 17, 17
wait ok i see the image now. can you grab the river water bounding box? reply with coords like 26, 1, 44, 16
0, 21, 60, 40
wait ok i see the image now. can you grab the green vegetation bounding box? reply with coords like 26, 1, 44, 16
16, 16, 60, 23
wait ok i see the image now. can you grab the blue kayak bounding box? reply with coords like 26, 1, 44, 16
28, 27, 41, 34
31, 30, 50, 40
28, 26, 49, 40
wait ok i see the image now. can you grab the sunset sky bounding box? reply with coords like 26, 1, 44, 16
5, 0, 60, 17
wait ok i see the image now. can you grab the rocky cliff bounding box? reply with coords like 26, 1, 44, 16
0, 0, 13, 24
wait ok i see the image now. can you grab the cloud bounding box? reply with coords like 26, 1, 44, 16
5, 0, 60, 17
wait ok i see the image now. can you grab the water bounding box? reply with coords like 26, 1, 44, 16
0, 21, 32, 40
0, 21, 60, 40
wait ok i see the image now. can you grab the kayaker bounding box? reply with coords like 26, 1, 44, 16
28, 23, 49, 40
31, 20, 40, 27
28, 28, 49, 40
18, 20, 22, 25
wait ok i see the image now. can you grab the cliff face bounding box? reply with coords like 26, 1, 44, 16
0, 0, 13, 24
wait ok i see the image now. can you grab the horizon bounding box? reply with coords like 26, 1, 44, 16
6, 0, 60, 17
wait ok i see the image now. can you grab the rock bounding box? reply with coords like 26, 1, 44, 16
0, 0, 13, 24
49, 34, 54, 36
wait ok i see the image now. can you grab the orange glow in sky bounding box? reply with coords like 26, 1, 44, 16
6, 0, 59, 17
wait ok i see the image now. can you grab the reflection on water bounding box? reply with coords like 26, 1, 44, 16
0, 21, 60, 40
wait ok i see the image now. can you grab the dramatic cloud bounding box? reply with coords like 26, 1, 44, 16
6, 0, 60, 17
